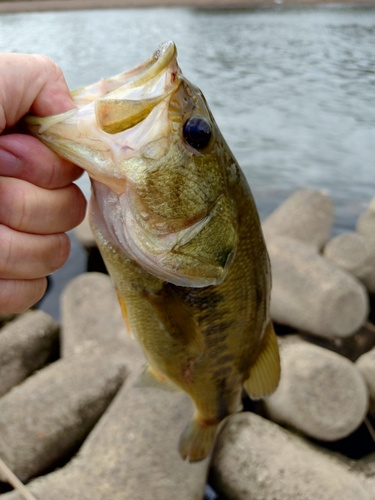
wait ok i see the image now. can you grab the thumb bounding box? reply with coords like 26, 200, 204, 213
0, 53, 75, 132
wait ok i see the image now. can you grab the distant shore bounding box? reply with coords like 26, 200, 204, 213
0, 0, 375, 14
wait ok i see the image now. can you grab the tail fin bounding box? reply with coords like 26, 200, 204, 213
178, 416, 219, 462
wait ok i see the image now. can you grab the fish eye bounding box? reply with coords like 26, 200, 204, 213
183, 115, 212, 150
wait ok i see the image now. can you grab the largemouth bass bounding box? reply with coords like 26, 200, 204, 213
26, 42, 280, 462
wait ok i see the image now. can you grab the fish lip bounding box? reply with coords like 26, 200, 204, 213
93, 42, 179, 135
99, 41, 178, 100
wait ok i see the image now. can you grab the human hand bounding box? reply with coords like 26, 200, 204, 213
0, 54, 87, 314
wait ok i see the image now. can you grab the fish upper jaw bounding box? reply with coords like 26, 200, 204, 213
91, 180, 237, 288
24, 41, 180, 189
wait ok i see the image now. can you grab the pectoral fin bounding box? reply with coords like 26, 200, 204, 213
243, 321, 280, 400
145, 285, 205, 355
134, 364, 182, 393
116, 290, 134, 337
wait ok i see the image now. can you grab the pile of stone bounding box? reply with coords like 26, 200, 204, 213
0, 190, 374, 500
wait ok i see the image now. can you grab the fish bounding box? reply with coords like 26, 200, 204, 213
25, 41, 280, 462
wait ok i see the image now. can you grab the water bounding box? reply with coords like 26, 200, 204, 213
1, 5, 374, 227
1, 5, 374, 314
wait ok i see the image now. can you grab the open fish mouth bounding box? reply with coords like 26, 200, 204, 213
25, 41, 238, 288
81, 41, 178, 134
25, 41, 180, 190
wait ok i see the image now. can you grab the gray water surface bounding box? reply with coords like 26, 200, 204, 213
1, 5, 374, 225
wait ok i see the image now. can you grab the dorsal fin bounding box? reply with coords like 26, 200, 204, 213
243, 321, 280, 400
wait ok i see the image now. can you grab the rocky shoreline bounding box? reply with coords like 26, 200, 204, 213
0, 189, 375, 499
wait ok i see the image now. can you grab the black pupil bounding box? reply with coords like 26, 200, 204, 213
183, 115, 211, 150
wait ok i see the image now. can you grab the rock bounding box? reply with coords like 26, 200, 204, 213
299, 324, 375, 362
324, 232, 375, 293
0, 349, 127, 483
350, 452, 375, 495
61, 272, 127, 358
264, 339, 368, 441
1, 337, 209, 500
356, 347, 375, 417
0, 310, 59, 397
210, 413, 373, 500
268, 236, 369, 337
0, 314, 16, 325
357, 197, 375, 243
262, 189, 334, 251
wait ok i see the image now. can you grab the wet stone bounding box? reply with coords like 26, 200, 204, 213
0, 349, 127, 483
210, 413, 373, 500
0, 310, 59, 397
264, 338, 369, 441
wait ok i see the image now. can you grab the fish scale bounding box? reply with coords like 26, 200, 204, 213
25, 41, 280, 462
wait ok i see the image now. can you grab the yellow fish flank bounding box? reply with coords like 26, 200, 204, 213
26, 42, 280, 462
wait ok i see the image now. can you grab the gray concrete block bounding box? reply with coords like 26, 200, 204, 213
262, 189, 334, 251
268, 236, 369, 337
357, 197, 375, 243
0, 349, 127, 483
0, 310, 59, 397
324, 233, 375, 293
210, 413, 373, 500
1, 340, 209, 500
264, 339, 368, 441
61, 272, 128, 358
356, 347, 375, 418
0, 315, 17, 326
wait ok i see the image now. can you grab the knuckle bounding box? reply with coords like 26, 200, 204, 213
69, 184, 87, 225
32, 54, 63, 81
0, 178, 31, 231
0, 224, 15, 276
0, 278, 47, 314
50, 233, 70, 273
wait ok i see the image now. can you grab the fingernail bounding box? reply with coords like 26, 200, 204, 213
0, 148, 21, 176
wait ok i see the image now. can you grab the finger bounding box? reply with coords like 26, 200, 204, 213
0, 134, 84, 189
0, 278, 47, 314
0, 53, 75, 131
0, 177, 86, 234
0, 225, 70, 279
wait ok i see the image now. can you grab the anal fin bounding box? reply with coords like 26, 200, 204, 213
134, 364, 182, 393
243, 320, 280, 400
